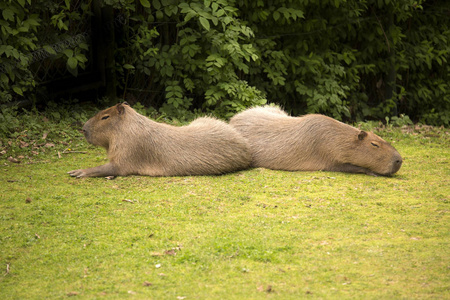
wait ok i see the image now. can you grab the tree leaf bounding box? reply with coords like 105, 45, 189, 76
67, 57, 78, 70
43, 45, 56, 55
13, 86, 23, 96
2, 9, 14, 21
199, 17, 210, 31
140, 0, 151, 8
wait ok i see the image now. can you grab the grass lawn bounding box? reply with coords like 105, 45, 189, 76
1, 125, 449, 299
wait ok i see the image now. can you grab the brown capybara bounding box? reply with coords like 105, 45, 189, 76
229, 106, 403, 176
68, 103, 251, 177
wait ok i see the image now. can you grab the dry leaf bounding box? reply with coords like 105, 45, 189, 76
45, 143, 55, 148
7, 157, 20, 164
26, 197, 32, 203
42, 132, 48, 139
164, 249, 177, 256
143, 281, 152, 287
67, 291, 79, 296
257, 285, 274, 293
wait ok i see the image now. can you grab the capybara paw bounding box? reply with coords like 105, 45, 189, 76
68, 169, 86, 178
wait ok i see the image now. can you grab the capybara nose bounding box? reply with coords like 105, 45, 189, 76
391, 154, 403, 174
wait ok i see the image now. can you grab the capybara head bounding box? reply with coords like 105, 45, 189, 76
348, 130, 403, 176
82, 102, 129, 148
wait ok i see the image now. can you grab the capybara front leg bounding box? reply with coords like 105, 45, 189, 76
68, 163, 119, 178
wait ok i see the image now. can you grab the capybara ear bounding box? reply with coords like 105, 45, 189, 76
358, 130, 368, 140
116, 103, 126, 115
122, 102, 129, 106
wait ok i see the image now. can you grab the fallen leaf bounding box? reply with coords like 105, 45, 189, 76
7, 157, 20, 163
35, 233, 40, 239
143, 281, 152, 286
67, 291, 79, 296
26, 197, 32, 203
128, 290, 136, 295
176, 297, 186, 300
122, 199, 134, 203
42, 132, 48, 139
150, 252, 163, 256
45, 143, 55, 148
164, 249, 177, 256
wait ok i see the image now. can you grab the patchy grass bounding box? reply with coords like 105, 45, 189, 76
0, 124, 449, 299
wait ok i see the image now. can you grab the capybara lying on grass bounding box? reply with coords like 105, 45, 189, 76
69, 103, 251, 177
230, 106, 402, 176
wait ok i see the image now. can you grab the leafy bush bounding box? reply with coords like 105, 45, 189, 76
0, 0, 449, 124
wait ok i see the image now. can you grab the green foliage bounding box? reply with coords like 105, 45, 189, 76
0, 0, 90, 103
0, 0, 39, 102
243, 0, 449, 124
114, 0, 267, 119
0, 0, 449, 124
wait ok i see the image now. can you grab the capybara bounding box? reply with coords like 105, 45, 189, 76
68, 103, 251, 177
229, 106, 403, 176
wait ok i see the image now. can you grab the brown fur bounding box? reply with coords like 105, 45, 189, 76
68, 103, 251, 177
229, 106, 403, 176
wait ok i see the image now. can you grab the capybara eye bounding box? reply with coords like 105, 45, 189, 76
371, 142, 380, 148
101, 115, 109, 120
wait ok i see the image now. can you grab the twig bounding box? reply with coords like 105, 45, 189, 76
373, 11, 391, 53
4, 263, 10, 276
122, 199, 134, 203
62, 150, 88, 154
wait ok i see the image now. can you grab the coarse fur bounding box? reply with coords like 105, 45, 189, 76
68, 103, 251, 177
229, 105, 403, 176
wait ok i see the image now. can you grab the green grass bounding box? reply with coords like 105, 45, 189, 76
1, 126, 449, 299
